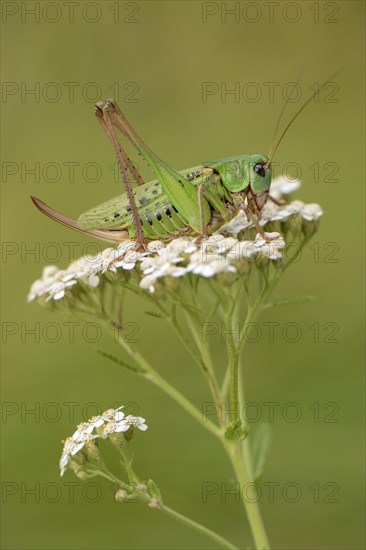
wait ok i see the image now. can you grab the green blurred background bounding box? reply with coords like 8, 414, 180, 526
1, 1, 364, 548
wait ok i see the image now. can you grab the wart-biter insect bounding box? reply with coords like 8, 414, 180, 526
31, 74, 338, 248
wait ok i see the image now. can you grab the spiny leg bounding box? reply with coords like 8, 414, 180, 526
95, 102, 144, 187
110, 118, 145, 187
107, 99, 152, 155
95, 100, 145, 249
107, 100, 162, 182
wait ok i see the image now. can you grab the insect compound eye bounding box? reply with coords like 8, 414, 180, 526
254, 164, 266, 177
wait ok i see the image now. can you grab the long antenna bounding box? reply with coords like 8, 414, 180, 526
268, 64, 306, 157
269, 69, 342, 162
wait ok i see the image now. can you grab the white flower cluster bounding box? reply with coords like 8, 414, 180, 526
27, 245, 146, 302
27, 177, 323, 300
139, 232, 285, 292
60, 406, 148, 476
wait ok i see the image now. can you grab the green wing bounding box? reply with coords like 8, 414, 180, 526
77, 166, 212, 230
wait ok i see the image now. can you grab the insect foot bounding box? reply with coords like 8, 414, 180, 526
193, 233, 208, 246
107, 239, 147, 270
260, 231, 284, 242
94, 101, 104, 115
269, 195, 289, 207
134, 238, 148, 253
105, 98, 117, 111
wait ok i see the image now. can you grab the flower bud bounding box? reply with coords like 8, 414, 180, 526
115, 488, 129, 503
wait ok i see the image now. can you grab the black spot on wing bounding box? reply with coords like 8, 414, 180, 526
139, 196, 149, 205
155, 211, 162, 221
113, 212, 121, 218
146, 215, 153, 225
165, 207, 172, 217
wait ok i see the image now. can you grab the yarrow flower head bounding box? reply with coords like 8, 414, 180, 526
123, 415, 148, 431
59, 405, 148, 476
27, 177, 322, 303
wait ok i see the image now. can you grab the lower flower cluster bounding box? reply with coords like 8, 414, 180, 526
60, 405, 148, 476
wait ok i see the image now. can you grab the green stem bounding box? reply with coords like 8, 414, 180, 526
227, 329, 240, 426
224, 441, 270, 550
160, 504, 238, 550
119, 447, 139, 483
220, 280, 272, 548
220, 365, 231, 402
238, 358, 255, 480
100, 463, 238, 550
182, 308, 223, 425
223, 286, 242, 426
95, 468, 129, 488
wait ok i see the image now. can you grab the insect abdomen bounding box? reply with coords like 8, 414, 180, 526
130, 202, 188, 239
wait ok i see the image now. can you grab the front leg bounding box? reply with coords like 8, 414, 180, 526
194, 182, 212, 245
243, 201, 280, 241
243, 206, 267, 238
